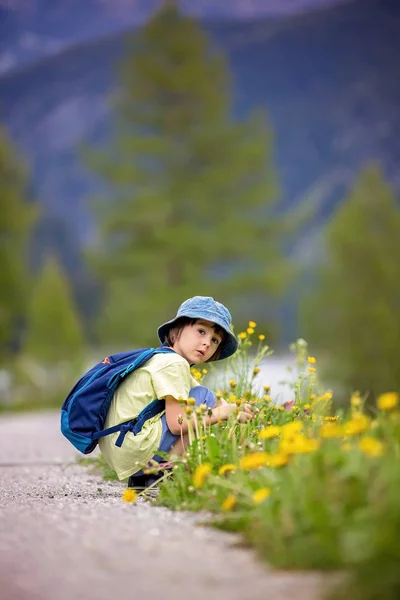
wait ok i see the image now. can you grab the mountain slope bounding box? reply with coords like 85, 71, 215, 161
0, 0, 399, 254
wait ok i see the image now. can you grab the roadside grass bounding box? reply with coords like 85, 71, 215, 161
77, 325, 400, 599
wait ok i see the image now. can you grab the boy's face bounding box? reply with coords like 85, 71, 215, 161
172, 319, 222, 364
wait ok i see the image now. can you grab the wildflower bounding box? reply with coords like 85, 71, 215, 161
218, 464, 236, 476
193, 463, 212, 488
122, 488, 137, 503
192, 369, 202, 381
229, 379, 237, 389
359, 437, 384, 457
344, 415, 369, 436
263, 385, 270, 392
239, 452, 269, 470
324, 415, 339, 422
253, 367, 260, 375
216, 390, 223, 399
248, 321, 257, 328
258, 334, 265, 341
280, 434, 320, 455
320, 423, 344, 438
263, 394, 271, 402
239, 332, 247, 340
185, 406, 193, 416
267, 453, 289, 467
202, 369, 208, 374
252, 488, 271, 504
351, 391, 362, 408
281, 421, 303, 438
307, 356, 316, 364
221, 495, 237, 511
304, 403, 311, 410
247, 327, 254, 335
308, 367, 316, 373
177, 414, 183, 425
187, 397, 196, 405
317, 392, 333, 401
377, 392, 399, 411
259, 425, 280, 439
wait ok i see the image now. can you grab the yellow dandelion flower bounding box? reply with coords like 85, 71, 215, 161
359, 436, 384, 457
252, 488, 271, 504
258, 334, 265, 341
324, 415, 339, 422
229, 379, 237, 389
239, 452, 269, 470
216, 390, 223, 399
344, 415, 369, 436
187, 397, 196, 405
280, 434, 320, 455
239, 332, 247, 340
350, 391, 362, 408
253, 367, 260, 375
264, 385, 270, 392
221, 495, 237, 511
317, 392, 333, 401
377, 392, 399, 411
320, 423, 344, 438
185, 406, 193, 416
122, 488, 137, 503
259, 425, 281, 439
267, 453, 289, 467
193, 463, 212, 488
247, 327, 255, 335
248, 320, 257, 328
307, 356, 316, 364
202, 368, 208, 374
308, 367, 316, 373
281, 421, 303, 438
218, 464, 236, 476
263, 394, 271, 402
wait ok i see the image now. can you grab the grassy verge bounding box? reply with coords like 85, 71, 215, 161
81, 326, 400, 598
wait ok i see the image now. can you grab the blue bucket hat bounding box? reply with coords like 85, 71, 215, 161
157, 296, 238, 361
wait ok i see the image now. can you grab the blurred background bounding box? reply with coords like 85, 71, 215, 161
0, 0, 399, 409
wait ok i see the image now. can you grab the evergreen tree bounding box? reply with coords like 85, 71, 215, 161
23, 256, 86, 365
0, 126, 36, 360
301, 165, 400, 400
86, 4, 290, 347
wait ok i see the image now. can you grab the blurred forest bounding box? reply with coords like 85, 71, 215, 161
0, 3, 399, 408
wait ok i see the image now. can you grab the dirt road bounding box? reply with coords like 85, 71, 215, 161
0, 412, 331, 600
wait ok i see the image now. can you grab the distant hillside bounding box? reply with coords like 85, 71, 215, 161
0, 0, 399, 279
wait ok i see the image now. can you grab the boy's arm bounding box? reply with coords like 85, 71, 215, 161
164, 395, 251, 435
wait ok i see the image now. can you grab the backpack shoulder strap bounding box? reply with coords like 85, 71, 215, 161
93, 346, 175, 443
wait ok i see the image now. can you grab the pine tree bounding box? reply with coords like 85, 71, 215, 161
0, 126, 36, 360
301, 165, 400, 400
86, 4, 290, 348
23, 256, 86, 365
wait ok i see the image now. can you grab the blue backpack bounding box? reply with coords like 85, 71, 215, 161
61, 346, 175, 454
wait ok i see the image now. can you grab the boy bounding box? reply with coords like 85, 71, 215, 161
99, 296, 253, 488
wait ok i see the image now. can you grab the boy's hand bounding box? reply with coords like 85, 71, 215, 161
237, 403, 254, 424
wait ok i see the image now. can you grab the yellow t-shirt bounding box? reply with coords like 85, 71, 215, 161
99, 352, 198, 480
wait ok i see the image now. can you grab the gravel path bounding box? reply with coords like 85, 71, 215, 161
0, 412, 333, 600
